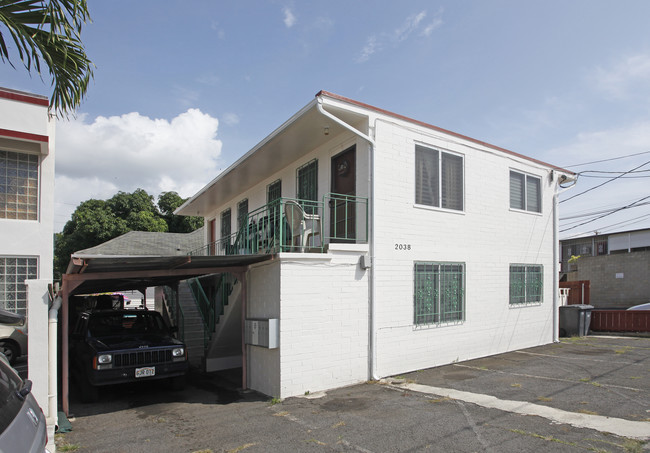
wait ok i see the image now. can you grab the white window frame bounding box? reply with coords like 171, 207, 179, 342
0, 149, 40, 221
510, 169, 541, 213
415, 144, 464, 212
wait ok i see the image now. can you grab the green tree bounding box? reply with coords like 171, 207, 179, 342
158, 191, 203, 233
54, 189, 203, 278
0, 0, 93, 116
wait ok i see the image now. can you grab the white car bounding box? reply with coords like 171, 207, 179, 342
627, 302, 650, 311
0, 309, 28, 365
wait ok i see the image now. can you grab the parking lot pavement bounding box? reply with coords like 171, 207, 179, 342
58, 337, 649, 453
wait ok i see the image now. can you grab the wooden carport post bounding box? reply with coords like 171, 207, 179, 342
61, 276, 83, 417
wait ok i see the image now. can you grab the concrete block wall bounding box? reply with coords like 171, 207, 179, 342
569, 252, 650, 308
247, 260, 282, 397
370, 118, 557, 377
278, 246, 369, 398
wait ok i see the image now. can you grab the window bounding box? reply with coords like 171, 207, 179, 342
0, 150, 39, 220
297, 159, 318, 213
415, 145, 463, 211
220, 209, 231, 239
509, 264, 543, 305
237, 199, 248, 230
0, 257, 38, 317
510, 170, 541, 213
414, 262, 465, 325
267, 179, 282, 204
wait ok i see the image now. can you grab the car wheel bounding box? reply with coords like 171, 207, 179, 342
0, 340, 18, 365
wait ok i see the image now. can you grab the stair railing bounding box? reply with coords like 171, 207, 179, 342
187, 277, 215, 349
162, 285, 185, 341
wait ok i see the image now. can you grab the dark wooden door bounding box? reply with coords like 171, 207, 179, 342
330, 146, 356, 242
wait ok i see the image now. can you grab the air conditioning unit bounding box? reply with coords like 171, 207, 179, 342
245, 318, 279, 349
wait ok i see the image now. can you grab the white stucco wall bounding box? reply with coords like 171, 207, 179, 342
370, 117, 557, 377
0, 90, 54, 445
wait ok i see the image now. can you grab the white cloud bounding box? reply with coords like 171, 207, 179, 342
222, 113, 240, 126
283, 7, 296, 28
356, 10, 441, 63
55, 109, 222, 230
592, 53, 650, 100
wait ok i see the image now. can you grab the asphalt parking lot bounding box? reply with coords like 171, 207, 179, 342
57, 336, 649, 453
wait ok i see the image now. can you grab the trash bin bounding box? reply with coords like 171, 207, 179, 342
559, 304, 594, 337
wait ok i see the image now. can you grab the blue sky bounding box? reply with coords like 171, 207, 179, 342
2, 0, 650, 236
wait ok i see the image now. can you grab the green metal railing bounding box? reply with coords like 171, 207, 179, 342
186, 274, 237, 349
162, 285, 185, 341
190, 194, 368, 257
187, 277, 214, 348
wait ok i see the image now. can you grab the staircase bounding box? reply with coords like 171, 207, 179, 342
168, 276, 243, 372
177, 282, 205, 368
204, 281, 242, 372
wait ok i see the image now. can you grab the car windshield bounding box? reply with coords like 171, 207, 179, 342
87, 312, 168, 337
0, 360, 23, 434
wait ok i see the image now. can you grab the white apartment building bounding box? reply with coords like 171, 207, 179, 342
176, 91, 574, 398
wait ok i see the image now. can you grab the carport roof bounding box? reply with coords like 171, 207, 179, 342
63, 254, 273, 296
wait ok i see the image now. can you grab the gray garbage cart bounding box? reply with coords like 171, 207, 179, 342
559, 304, 594, 337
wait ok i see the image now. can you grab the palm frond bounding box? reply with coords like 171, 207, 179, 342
0, 0, 93, 117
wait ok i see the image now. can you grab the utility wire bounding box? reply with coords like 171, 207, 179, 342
560, 194, 650, 232
560, 201, 650, 222
561, 150, 650, 168
560, 159, 650, 204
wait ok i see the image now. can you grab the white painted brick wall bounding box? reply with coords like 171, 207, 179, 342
371, 118, 557, 378
278, 249, 369, 398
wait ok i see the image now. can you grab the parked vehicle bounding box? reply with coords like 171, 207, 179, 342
627, 302, 650, 311
69, 309, 188, 402
0, 353, 49, 452
0, 308, 28, 365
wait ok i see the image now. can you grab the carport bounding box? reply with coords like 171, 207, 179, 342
60, 253, 274, 415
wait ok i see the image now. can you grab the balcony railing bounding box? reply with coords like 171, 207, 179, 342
190, 194, 368, 257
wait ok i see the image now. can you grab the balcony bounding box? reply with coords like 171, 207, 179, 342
190, 194, 368, 256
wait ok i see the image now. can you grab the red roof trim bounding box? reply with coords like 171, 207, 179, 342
0, 128, 49, 143
316, 90, 573, 174
0, 88, 49, 107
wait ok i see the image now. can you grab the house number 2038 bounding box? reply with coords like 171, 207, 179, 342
395, 243, 411, 251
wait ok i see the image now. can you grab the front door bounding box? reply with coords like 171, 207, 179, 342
330, 146, 356, 242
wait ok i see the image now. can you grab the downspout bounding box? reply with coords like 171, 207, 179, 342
553, 174, 577, 343
316, 98, 380, 380
48, 295, 62, 423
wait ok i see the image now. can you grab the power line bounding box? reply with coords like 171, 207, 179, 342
560, 194, 650, 232
561, 150, 650, 168
560, 201, 650, 222
560, 159, 650, 204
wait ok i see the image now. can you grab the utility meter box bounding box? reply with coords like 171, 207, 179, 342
245, 318, 279, 349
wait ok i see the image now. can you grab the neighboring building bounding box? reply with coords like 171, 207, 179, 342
176, 90, 574, 399
0, 88, 55, 445
561, 228, 650, 308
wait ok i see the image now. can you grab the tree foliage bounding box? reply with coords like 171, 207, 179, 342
0, 0, 94, 116
54, 189, 203, 278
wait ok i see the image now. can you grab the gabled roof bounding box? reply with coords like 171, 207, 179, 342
73, 228, 205, 257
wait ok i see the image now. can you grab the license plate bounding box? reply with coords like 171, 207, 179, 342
135, 367, 155, 378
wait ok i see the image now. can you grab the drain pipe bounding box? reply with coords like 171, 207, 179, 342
553, 173, 577, 343
48, 295, 62, 423
316, 97, 379, 380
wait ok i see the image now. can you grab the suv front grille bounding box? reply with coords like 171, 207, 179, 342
113, 349, 173, 367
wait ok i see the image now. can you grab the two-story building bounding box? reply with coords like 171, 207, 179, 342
176, 91, 574, 399
0, 87, 56, 444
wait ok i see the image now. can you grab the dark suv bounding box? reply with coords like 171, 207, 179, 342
70, 309, 188, 402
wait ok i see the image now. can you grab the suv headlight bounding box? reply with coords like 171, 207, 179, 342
95, 354, 112, 370
172, 347, 185, 361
